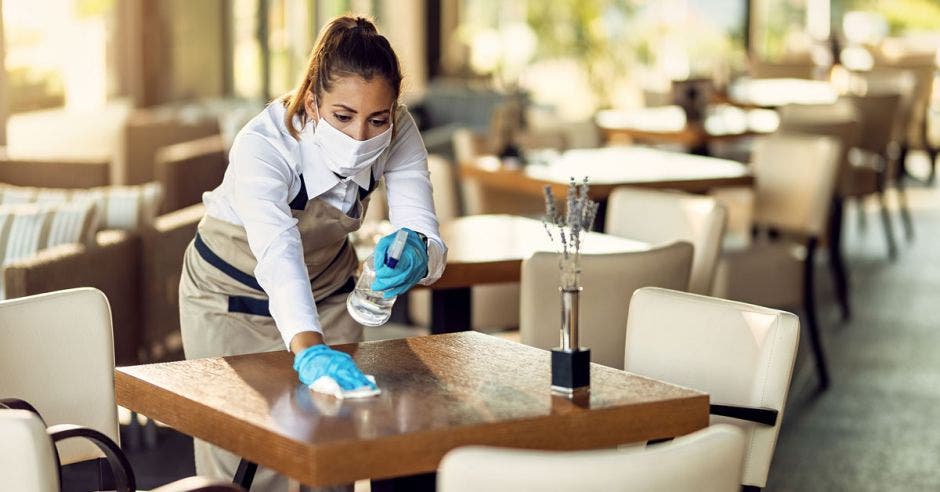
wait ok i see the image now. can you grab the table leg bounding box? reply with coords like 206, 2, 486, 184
233, 458, 257, 490
430, 287, 471, 334
371, 472, 437, 492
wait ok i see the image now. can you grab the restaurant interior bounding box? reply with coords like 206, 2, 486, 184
1, 0, 939, 490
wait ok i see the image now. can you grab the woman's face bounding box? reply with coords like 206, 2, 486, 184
306, 75, 395, 141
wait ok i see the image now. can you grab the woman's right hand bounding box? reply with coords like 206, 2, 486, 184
293, 344, 376, 390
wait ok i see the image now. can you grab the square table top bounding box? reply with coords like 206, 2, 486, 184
116, 332, 708, 486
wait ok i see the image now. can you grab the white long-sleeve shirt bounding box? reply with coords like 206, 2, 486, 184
203, 101, 447, 347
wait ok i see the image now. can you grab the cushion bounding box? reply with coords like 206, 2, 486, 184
45, 199, 100, 249
0, 204, 55, 266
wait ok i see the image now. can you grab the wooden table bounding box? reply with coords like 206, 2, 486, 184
461, 146, 753, 202
595, 105, 779, 155
726, 77, 838, 108
116, 332, 709, 489
421, 215, 648, 333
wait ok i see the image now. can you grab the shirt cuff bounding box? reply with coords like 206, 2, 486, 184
419, 236, 447, 285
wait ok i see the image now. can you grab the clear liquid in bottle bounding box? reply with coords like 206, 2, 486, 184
346, 253, 396, 326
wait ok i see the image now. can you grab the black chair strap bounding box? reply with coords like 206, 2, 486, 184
710, 404, 779, 426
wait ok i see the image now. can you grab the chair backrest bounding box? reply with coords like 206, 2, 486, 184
843, 93, 902, 155
606, 187, 726, 295
0, 409, 59, 492
154, 134, 228, 214
438, 424, 745, 492
777, 99, 859, 188
852, 68, 917, 143
0, 288, 118, 465
749, 134, 842, 237
624, 287, 800, 487
520, 243, 693, 369
427, 154, 461, 222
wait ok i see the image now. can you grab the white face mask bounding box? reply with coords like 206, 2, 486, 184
312, 102, 393, 177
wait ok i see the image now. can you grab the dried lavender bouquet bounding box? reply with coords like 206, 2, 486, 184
542, 177, 600, 291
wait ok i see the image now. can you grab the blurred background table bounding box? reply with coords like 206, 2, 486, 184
726, 78, 839, 108
419, 215, 648, 333
461, 146, 754, 212
595, 105, 780, 155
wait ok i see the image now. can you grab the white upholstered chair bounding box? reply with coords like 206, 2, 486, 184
0, 408, 243, 492
409, 155, 520, 332
625, 287, 800, 490
0, 288, 120, 471
0, 409, 60, 492
606, 187, 727, 295
0, 288, 243, 491
520, 243, 693, 369
711, 134, 841, 390
437, 424, 745, 492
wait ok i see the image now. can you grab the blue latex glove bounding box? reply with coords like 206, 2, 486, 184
371, 228, 428, 298
293, 344, 376, 391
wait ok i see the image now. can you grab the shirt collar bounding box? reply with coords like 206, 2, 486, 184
298, 120, 372, 199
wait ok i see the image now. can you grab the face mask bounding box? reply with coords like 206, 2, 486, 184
312, 102, 393, 177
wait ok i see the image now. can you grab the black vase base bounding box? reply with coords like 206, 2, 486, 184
551, 347, 591, 394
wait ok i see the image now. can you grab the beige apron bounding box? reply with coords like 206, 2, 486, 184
179, 172, 375, 491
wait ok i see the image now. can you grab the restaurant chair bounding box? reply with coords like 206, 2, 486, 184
852, 68, 918, 240
0, 288, 132, 490
776, 101, 860, 319
0, 408, 243, 491
520, 243, 693, 369
870, 51, 938, 185
711, 134, 841, 390
606, 187, 727, 295
453, 127, 545, 217
437, 424, 745, 492
842, 93, 905, 259
624, 287, 800, 491
410, 155, 520, 332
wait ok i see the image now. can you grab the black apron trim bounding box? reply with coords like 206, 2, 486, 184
194, 232, 264, 292
358, 170, 377, 201
289, 174, 309, 210
227, 296, 270, 316
226, 277, 355, 317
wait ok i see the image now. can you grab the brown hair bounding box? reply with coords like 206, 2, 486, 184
283, 16, 403, 140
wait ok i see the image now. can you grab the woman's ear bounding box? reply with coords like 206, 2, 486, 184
305, 91, 318, 122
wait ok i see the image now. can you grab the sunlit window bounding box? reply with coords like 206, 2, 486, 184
3, 0, 116, 112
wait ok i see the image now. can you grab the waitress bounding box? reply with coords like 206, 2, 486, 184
179, 16, 446, 489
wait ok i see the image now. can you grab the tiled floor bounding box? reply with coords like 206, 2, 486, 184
69, 155, 940, 491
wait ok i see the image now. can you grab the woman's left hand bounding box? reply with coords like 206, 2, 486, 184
371, 228, 428, 298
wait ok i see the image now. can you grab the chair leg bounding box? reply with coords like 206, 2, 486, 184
877, 191, 898, 260
897, 182, 915, 241
803, 239, 830, 391
827, 197, 850, 321
855, 197, 867, 231
928, 147, 937, 185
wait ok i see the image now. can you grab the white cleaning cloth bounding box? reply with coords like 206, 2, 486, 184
309, 374, 381, 399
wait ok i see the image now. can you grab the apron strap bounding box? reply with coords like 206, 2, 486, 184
194, 232, 264, 292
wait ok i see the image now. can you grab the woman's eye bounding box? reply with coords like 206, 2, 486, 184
333, 113, 352, 122
370, 119, 389, 127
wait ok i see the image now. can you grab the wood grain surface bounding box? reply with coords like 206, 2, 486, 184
427, 215, 648, 289
116, 332, 708, 486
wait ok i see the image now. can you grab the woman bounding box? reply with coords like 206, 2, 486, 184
179, 16, 446, 489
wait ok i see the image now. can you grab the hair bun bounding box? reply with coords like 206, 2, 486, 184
354, 17, 376, 33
